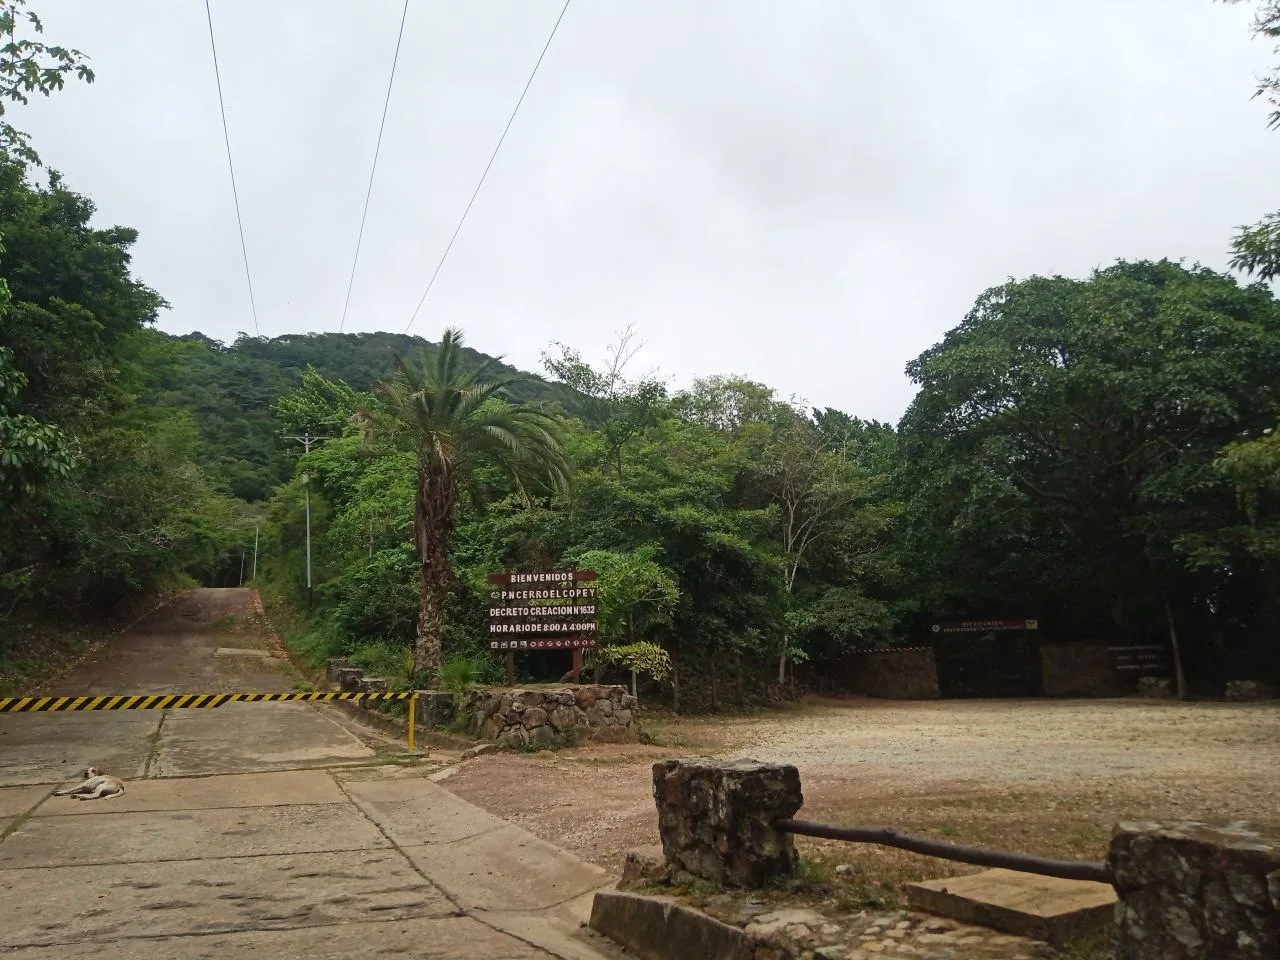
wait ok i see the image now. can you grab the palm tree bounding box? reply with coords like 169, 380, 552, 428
368, 329, 570, 677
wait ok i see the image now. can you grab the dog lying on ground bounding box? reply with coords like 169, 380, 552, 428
53, 767, 125, 801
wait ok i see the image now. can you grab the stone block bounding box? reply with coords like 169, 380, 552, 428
652, 757, 803, 888
412, 691, 455, 727
526, 724, 556, 750
1109, 820, 1280, 959
590, 891, 753, 960
549, 705, 578, 731
521, 706, 549, 729
357, 676, 389, 693
325, 657, 352, 683
905, 868, 1115, 946
1137, 676, 1173, 698
1225, 681, 1275, 701
335, 667, 364, 692
497, 726, 529, 750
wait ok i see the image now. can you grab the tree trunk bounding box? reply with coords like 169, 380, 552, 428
1164, 594, 1187, 701
413, 460, 456, 679
710, 645, 719, 712
672, 638, 681, 715
778, 560, 798, 683
736, 649, 744, 707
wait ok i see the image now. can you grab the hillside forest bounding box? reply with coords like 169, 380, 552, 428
2, 2, 1280, 706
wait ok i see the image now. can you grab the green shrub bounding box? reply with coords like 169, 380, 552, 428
438, 654, 484, 707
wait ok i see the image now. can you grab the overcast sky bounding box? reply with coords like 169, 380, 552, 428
15, 1, 1279, 423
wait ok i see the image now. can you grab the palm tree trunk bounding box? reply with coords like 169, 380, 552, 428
413, 460, 456, 678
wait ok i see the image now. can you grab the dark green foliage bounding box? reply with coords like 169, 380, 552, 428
897, 260, 1280, 692
139, 330, 588, 503
0, 157, 250, 636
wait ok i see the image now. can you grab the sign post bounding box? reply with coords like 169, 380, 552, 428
487, 570, 599, 687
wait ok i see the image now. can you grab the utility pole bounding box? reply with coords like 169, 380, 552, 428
252, 522, 259, 580
283, 433, 329, 611
238, 549, 245, 587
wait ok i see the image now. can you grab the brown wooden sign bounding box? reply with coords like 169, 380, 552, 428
487, 570, 597, 584
930, 619, 1039, 634
487, 570, 600, 683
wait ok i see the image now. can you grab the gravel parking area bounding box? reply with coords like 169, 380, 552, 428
444, 696, 1280, 881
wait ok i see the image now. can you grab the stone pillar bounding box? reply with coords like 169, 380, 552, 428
326, 657, 352, 683
652, 757, 803, 888
335, 667, 363, 692
1109, 820, 1280, 959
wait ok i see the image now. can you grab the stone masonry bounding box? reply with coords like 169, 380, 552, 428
466, 685, 638, 749
1109, 820, 1280, 959
652, 757, 804, 888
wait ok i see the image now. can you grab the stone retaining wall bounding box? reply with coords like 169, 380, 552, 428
1039, 641, 1122, 697
467, 685, 638, 748
836, 647, 941, 700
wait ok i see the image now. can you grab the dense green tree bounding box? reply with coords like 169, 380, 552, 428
573, 546, 679, 646
0, 342, 70, 497
899, 260, 1280, 694
364, 330, 570, 676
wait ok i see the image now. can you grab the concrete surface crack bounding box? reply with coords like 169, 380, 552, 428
142, 710, 168, 778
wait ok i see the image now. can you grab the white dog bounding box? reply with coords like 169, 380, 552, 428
53, 767, 125, 801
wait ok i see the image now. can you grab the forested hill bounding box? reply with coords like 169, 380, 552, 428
143, 330, 585, 502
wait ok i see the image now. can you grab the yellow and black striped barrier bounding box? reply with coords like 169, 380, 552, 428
0, 690, 424, 753
0, 691, 415, 713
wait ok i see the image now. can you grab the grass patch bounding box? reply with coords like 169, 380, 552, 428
1052, 929, 1115, 959
638, 726, 689, 747
0, 623, 98, 696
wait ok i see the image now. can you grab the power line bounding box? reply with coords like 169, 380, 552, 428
203, 0, 260, 337
404, 0, 572, 335
339, 0, 411, 333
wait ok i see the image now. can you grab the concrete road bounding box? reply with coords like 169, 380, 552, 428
0, 589, 618, 958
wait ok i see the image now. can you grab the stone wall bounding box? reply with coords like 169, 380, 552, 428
467, 685, 638, 748
834, 647, 940, 700
1109, 820, 1280, 959
1039, 641, 1122, 697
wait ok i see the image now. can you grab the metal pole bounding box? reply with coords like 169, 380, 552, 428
282, 434, 329, 610
239, 550, 245, 587
407, 692, 416, 753
304, 477, 313, 611
774, 819, 1113, 886
252, 523, 259, 580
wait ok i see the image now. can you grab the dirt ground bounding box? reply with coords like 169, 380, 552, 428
444, 696, 1280, 893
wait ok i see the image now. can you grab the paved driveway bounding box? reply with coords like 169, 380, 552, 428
0, 589, 616, 958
